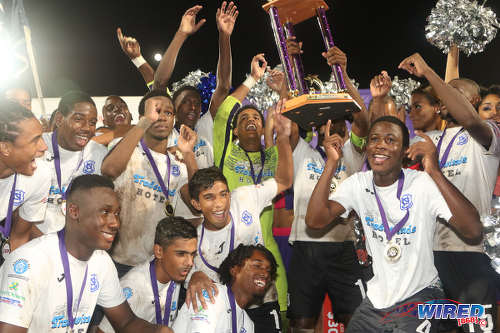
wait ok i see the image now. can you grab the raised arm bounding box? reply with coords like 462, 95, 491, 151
305, 120, 347, 229
117, 28, 155, 86
177, 125, 201, 213
323, 46, 370, 139
230, 54, 267, 103
445, 44, 459, 83
153, 6, 206, 91
273, 100, 293, 193
101, 100, 159, 180
407, 131, 482, 241
399, 53, 492, 149
208, 2, 238, 119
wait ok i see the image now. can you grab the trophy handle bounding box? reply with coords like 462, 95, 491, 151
316, 6, 346, 92
283, 22, 309, 95
268, 6, 298, 96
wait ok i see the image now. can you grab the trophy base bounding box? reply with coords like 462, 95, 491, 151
283, 93, 361, 130
263, 0, 329, 25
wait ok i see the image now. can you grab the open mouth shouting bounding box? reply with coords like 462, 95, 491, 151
74, 133, 90, 147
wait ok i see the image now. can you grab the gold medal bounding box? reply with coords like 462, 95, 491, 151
164, 200, 174, 216
385, 242, 401, 263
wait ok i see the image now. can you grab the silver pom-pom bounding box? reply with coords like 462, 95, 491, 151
322, 72, 359, 94
246, 72, 280, 112
171, 69, 210, 93
389, 76, 421, 110
425, 0, 500, 56
482, 196, 500, 274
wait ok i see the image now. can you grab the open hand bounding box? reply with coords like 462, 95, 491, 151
216, 1, 238, 36
179, 5, 206, 36
177, 124, 197, 154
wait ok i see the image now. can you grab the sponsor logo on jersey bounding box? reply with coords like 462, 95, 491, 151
13, 190, 25, 206
123, 287, 133, 300
172, 165, 180, 177
457, 134, 468, 146
0, 296, 22, 307
400, 194, 413, 210
13, 259, 29, 274
8, 282, 18, 291
83, 160, 96, 174
90, 273, 99, 292
241, 210, 253, 225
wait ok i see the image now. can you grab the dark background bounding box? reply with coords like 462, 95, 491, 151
17, 0, 500, 97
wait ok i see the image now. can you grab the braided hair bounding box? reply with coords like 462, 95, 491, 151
0, 99, 36, 142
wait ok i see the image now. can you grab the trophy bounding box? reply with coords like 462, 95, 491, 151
262, 0, 360, 130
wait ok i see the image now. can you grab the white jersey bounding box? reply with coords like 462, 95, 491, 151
193, 179, 277, 284
291, 138, 364, 243
172, 284, 254, 333
426, 122, 500, 252
167, 130, 214, 220
0, 233, 125, 332
330, 169, 452, 309
98, 261, 181, 332
195, 112, 214, 147
0, 160, 50, 225
108, 139, 188, 266
39, 132, 108, 234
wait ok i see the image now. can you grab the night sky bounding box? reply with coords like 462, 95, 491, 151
16, 0, 500, 97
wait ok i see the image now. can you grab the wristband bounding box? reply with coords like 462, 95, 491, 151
131, 56, 146, 68
242, 75, 257, 89
350, 131, 367, 150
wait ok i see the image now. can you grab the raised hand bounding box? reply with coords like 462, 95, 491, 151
286, 37, 303, 56
266, 69, 286, 93
273, 99, 291, 138
143, 98, 161, 124
216, 1, 238, 36
323, 120, 343, 162
398, 53, 432, 78
117, 27, 141, 59
178, 5, 206, 36
177, 124, 198, 154
322, 46, 347, 73
370, 71, 392, 99
250, 53, 268, 81
406, 130, 439, 174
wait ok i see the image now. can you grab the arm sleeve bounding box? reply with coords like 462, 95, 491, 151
213, 96, 241, 167
233, 179, 278, 213
329, 173, 357, 218
98, 279, 138, 333
421, 173, 453, 223
0, 250, 39, 328
18, 167, 51, 222
485, 120, 500, 156
97, 254, 126, 308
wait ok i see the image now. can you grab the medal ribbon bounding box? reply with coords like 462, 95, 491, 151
57, 229, 88, 329
243, 150, 266, 184
0, 174, 17, 238
139, 139, 171, 200
149, 260, 176, 326
198, 213, 235, 273
227, 286, 238, 333
435, 127, 464, 169
51, 131, 84, 200
372, 170, 409, 241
